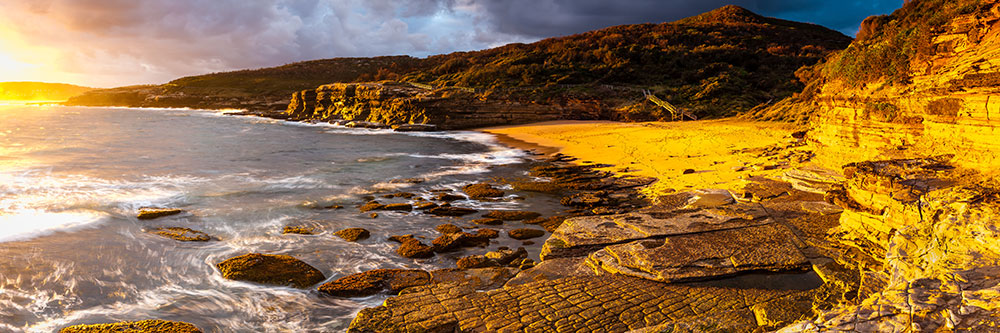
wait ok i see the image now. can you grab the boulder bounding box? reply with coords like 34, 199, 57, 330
485, 247, 528, 265
474, 228, 500, 239
148, 227, 212, 241
508, 228, 545, 240
462, 183, 504, 199
60, 319, 202, 333
216, 253, 326, 288
334, 228, 371, 242
318, 269, 431, 297
137, 208, 183, 220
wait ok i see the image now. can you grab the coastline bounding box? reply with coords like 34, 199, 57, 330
481, 119, 810, 200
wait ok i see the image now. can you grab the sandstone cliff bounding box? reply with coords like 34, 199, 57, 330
755, 0, 1000, 330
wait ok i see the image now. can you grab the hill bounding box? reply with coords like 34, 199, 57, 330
67, 5, 851, 125
0, 82, 94, 101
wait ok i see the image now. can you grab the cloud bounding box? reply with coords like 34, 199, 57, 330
0, 0, 900, 87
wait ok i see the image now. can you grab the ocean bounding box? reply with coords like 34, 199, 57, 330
0, 105, 563, 331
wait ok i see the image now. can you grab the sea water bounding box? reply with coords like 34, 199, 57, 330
0, 105, 563, 331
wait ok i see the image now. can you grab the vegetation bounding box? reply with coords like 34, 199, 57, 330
0, 82, 93, 101
68, 5, 850, 120
746, 0, 987, 123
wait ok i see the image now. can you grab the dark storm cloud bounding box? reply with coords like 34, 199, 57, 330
468, 0, 902, 37
0, 0, 901, 87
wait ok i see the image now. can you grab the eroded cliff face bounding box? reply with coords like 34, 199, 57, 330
808, 4, 1000, 171
777, 2, 1000, 330
284, 82, 605, 129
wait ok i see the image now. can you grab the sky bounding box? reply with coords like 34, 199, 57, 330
0, 0, 902, 88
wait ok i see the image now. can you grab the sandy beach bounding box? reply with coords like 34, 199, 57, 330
482, 119, 806, 199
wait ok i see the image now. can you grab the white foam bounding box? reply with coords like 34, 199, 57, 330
0, 209, 106, 243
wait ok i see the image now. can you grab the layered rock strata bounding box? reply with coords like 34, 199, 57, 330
284, 82, 603, 130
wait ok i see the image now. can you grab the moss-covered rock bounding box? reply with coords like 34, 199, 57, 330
60, 319, 201, 333
334, 228, 371, 242
216, 253, 326, 288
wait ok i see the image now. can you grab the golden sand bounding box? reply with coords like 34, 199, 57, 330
483, 119, 804, 198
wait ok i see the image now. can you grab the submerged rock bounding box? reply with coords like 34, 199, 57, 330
216, 253, 326, 288
471, 217, 503, 225
60, 319, 202, 333
431, 232, 491, 252
392, 124, 438, 132
334, 228, 371, 242
359, 201, 385, 212
148, 227, 212, 241
318, 269, 431, 297
413, 202, 439, 210
137, 208, 183, 220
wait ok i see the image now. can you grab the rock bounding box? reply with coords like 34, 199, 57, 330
318, 269, 431, 297
394, 236, 435, 258
359, 201, 385, 212
505, 257, 598, 287
392, 124, 438, 132
216, 253, 326, 288
60, 319, 202, 333
148, 227, 212, 241
137, 208, 183, 220
431, 232, 491, 252
560, 191, 608, 207
435, 224, 462, 234
428, 267, 519, 291
586, 223, 808, 282
508, 228, 545, 240
474, 228, 500, 239
485, 247, 528, 265
334, 228, 370, 242
471, 218, 502, 225
349, 274, 807, 332
426, 206, 478, 216
413, 202, 439, 210
456, 255, 500, 269
387, 234, 413, 243
389, 178, 424, 184
523, 215, 568, 232
462, 183, 504, 199
682, 168, 696, 174
685, 189, 735, 208
382, 192, 416, 199
541, 206, 770, 260
282, 226, 318, 235
345, 121, 389, 129
382, 203, 413, 211
433, 193, 466, 201
509, 180, 564, 193
482, 210, 541, 221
